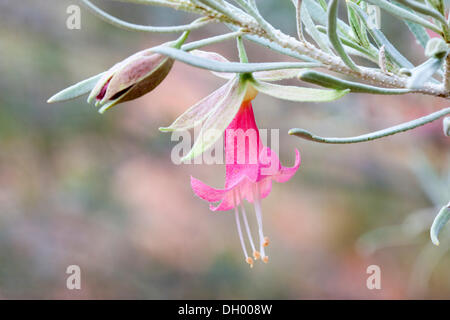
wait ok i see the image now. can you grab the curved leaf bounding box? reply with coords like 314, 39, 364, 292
408, 57, 444, 89
301, 1, 332, 54
190, 50, 315, 81
430, 202, 450, 246
363, 0, 441, 33
327, 0, 359, 71
151, 46, 321, 73
299, 70, 411, 94
47, 72, 105, 103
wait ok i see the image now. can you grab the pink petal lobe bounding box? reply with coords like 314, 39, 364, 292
273, 149, 301, 183
190, 176, 227, 202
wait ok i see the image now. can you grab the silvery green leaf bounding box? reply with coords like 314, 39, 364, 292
47, 72, 105, 103
404, 20, 430, 48
328, 0, 359, 71
408, 57, 444, 89
190, 50, 310, 81
430, 202, 450, 246
347, 3, 370, 48
299, 70, 411, 94
252, 79, 350, 102
151, 46, 321, 73
301, 1, 332, 54
394, 0, 446, 24
363, 0, 441, 33
349, 3, 414, 69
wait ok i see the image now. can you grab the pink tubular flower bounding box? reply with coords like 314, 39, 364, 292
191, 97, 301, 268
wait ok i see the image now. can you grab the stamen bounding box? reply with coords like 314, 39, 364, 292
234, 191, 250, 265
237, 192, 258, 260
263, 236, 270, 247
253, 184, 268, 261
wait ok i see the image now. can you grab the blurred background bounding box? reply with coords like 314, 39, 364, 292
0, 0, 449, 299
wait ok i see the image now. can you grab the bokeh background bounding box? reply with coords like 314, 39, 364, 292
0, 0, 449, 299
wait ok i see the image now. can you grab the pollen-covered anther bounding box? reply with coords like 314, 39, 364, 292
262, 256, 269, 264
246, 257, 254, 268
253, 251, 261, 260
263, 236, 269, 247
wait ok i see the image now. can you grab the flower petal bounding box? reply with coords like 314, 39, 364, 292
273, 149, 301, 183
191, 50, 233, 80
182, 76, 247, 161
191, 176, 239, 212
191, 176, 227, 202
102, 54, 169, 102
252, 79, 350, 102
252, 69, 303, 81
159, 80, 233, 132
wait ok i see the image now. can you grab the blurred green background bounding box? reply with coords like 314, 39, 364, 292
0, 0, 449, 299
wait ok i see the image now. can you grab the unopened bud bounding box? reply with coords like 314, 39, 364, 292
88, 48, 174, 111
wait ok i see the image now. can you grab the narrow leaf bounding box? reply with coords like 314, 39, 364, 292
191, 50, 308, 81
349, 3, 415, 69
328, 0, 359, 71
430, 202, 450, 246
301, 1, 332, 53
151, 46, 321, 73
299, 70, 411, 94
395, 0, 446, 24
252, 80, 350, 102
404, 20, 430, 48
363, 0, 441, 33
47, 72, 105, 103
408, 57, 444, 89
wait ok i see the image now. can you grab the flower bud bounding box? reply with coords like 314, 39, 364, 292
88, 48, 174, 111
443, 117, 450, 137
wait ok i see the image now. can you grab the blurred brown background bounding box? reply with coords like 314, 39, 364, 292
0, 0, 449, 299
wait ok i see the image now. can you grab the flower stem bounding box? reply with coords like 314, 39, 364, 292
237, 36, 249, 63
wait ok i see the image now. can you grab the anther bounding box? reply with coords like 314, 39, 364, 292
262, 256, 269, 263
246, 257, 254, 268
253, 251, 261, 260
263, 236, 269, 247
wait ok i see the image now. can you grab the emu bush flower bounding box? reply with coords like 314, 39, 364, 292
88, 49, 174, 113
160, 50, 349, 161
191, 97, 301, 267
